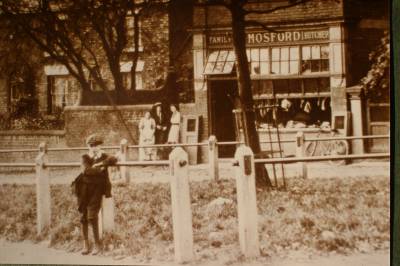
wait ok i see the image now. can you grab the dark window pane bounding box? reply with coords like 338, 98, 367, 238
187, 119, 197, 132
311, 60, 321, 72
260, 80, 273, 95
251, 81, 260, 95
370, 106, 390, 122
288, 79, 302, 93
321, 59, 329, 71
304, 78, 318, 93
273, 79, 289, 94
319, 78, 330, 92
301, 60, 311, 73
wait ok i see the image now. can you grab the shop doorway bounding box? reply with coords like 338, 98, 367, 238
209, 80, 238, 158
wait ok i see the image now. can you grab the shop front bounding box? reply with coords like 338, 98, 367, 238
193, 25, 354, 157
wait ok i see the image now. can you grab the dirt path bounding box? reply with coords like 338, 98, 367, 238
0, 239, 165, 265
0, 239, 389, 266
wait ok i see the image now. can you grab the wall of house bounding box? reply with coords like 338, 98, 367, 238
0, 78, 8, 115
140, 9, 170, 91
32, 8, 170, 112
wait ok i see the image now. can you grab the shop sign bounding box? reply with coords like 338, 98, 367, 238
208, 29, 329, 47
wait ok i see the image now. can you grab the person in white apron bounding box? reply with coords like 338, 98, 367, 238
138, 111, 156, 160
167, 104, 181, 144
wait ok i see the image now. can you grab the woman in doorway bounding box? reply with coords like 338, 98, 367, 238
167, 104, 181, 144
138, 111, 156, 160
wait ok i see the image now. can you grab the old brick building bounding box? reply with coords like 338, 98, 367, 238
0, 1, 194, 148
0, 0, 389, 162
188, 0, 389, 158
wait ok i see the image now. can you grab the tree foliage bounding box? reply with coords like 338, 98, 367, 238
0, 0, 168, 105
361, 32, 390, 102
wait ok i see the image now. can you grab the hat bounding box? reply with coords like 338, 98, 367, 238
153, 102, 162, 107
86, 134, 104, 146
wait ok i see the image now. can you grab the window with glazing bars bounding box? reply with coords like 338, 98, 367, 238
301, 45, 329, 73
270, 46, 299, 75
203, 50, 235, 74
246, 48, 270, 75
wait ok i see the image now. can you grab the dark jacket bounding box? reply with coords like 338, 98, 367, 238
153, 110, 169, 144
72, 153, 117, 210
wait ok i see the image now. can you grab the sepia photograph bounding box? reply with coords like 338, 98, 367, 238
0, 0, 392, 265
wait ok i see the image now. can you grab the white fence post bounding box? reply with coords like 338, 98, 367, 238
119, 138, 129, 182
35, 142, 51, 235
208, 135, 219, 181
234, 146, 260, 258
100, 196, 115, 234
296, 131, 307, 179
169, 147, 194, 263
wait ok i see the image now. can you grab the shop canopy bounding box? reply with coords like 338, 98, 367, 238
203, 50, 235, 75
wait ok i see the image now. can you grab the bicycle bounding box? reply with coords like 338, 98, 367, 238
304, 128, 349, 165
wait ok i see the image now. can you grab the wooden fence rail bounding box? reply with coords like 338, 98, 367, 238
0, 133, 391, 263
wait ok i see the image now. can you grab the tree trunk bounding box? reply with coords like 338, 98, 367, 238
130, 13, 140, 92
109, 59, 125, 104
230, 4, 261, 154
230, 3, 271, 187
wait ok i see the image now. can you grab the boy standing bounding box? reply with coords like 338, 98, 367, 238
72, 134, 117, 255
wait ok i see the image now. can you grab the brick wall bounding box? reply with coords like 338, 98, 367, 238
0, 129, 151, 168
64, 105, 152, 147
0, 130, 67, 164
65, 104, 208, 162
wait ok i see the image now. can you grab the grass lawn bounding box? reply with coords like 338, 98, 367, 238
0, 176, 389, 264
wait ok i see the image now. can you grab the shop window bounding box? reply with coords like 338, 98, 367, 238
255, 97, 331, 129
48, 75, 78, 113
247, 48, 269, 75
253, 78, 332, 128
272, 79, 302, 95
204, 50, 235, 75
252, 80, 273, 95
304, 77, 330, 93
254, 78, 330, 98
270, 46, 299, 75
301, 45, 329, 73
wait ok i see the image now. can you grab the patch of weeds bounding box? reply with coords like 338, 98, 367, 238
0, 176, 389, 262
